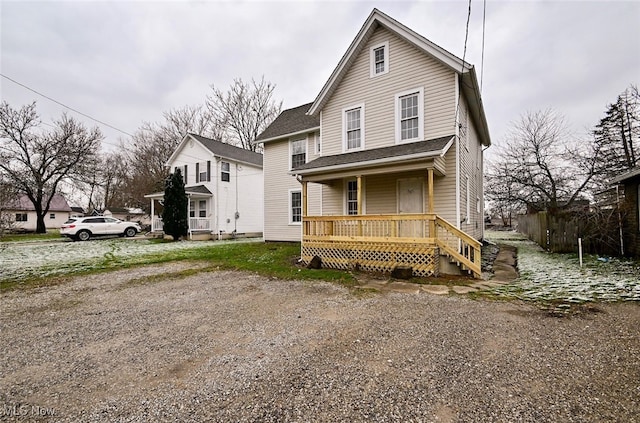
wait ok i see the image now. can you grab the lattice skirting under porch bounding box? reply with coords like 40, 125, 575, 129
302, 240, 440, 277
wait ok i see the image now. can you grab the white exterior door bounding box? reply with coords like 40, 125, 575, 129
397, 178, 424, 237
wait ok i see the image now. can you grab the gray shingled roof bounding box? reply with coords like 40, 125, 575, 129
188, 134, 263, 167
185, 185, 213, 195
254, 103, 319, 143
292, 135, 454, 173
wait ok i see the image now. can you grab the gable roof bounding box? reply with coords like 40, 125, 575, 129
307, 8, 490, 147
254, 102, 320, 144
167, 134, 263, 167
7, 194, 72, 212
291, 135, 454, 175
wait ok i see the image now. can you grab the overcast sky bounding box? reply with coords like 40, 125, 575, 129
1, 0, 639, 155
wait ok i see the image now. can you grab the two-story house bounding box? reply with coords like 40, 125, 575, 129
145, 133, 263, 239
254, 9, 491, 277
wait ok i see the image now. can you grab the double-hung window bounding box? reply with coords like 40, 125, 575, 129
196, 161, 210, 182
395, 87, 424, 143
221, 162, 230, 182
15, 213, 27, 222
343, 105, 364, 151
290, 190, 302, 224
370, 41, 389, 77
346, 180, 358, 215
290, 138, 306, 169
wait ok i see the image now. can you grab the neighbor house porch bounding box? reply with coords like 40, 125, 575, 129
144, 185, 215, 239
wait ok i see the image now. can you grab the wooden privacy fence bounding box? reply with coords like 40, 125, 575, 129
518, 211, 623, 255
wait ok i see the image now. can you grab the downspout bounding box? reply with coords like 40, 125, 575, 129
454, 73, 461, 232
234, 162, 239, 235
215, 157, 221, 240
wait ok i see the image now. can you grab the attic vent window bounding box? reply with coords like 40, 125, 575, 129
370, 41, 389, 77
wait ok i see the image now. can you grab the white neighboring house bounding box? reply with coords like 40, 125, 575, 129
4, 193, 72, 231
145, 133, 264, 240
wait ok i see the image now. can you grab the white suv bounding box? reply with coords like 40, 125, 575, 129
61, 217, 141, 241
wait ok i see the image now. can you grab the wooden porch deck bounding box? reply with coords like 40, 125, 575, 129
301, 214, 481, 278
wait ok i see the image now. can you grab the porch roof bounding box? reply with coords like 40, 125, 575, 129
290, 135, 453, 176
144, 185, 213, 199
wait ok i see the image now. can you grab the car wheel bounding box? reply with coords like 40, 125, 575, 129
77, 230, 91, 241
124, 227, 137, 237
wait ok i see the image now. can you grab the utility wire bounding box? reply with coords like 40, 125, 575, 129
481, 0, 487, 93
1, 73, 135, 137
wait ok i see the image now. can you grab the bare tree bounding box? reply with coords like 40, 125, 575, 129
207, 76, 282, 152
486, 109, 600, 214
119, 104, 220, 211
0, 102, 103, 233
0, 176, 20, 236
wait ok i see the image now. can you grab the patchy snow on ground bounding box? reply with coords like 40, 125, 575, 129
487, 230, 640, 303
0, 237, 260, 283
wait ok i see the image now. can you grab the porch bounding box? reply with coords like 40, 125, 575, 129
302, 213, 481, 278
297, 166, 481, 278
145, 185, 214, 239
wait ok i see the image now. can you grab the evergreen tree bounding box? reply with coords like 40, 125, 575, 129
162, 169, 188, 240
592, 85, 639, 190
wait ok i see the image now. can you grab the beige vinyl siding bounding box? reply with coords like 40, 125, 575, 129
263, 139, 302, 241
433, 144, 458, 225
263, 134, 322, 241
457, 96, 483, 240
321, 183, 343, 215
321, 26, 457, 156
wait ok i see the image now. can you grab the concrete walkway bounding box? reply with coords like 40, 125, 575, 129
355, 243, 519, 295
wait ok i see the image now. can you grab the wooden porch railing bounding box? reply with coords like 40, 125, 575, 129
302, 214, 481, 278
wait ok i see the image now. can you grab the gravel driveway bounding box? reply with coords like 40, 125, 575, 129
1, 263, 639, 422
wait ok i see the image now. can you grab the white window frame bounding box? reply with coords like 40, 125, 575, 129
395, 87, 424, 144
370, 41, 389, 78
342, 103, 365, 152
198, 200, 207, 218
289, 189, 302, 225
289, 137, 307, 170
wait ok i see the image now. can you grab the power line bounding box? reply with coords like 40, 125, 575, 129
1, 73, 135, 137
481, 0, 487, 93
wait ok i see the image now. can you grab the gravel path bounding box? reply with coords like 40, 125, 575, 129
1, 263, 639, 422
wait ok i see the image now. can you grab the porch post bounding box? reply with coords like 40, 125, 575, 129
150, 199, 155, 231
357, 176, 362, 215
357, 175, 363, 236
427, 169, 434, 214
302, 180, 308, 236
428, 169, 436, 239
187, 196, 192, 240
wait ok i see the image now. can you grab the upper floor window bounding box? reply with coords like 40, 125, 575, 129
395, 88, 424, 143
49, 213, 55, 219
290, 138, 306, 169
221, 162, 230, 182
343, 104, 364, 151
196, 161, 210, 183
370, 41, 389, 77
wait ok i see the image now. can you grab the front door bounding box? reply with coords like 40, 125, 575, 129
398, 178, 424, 237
